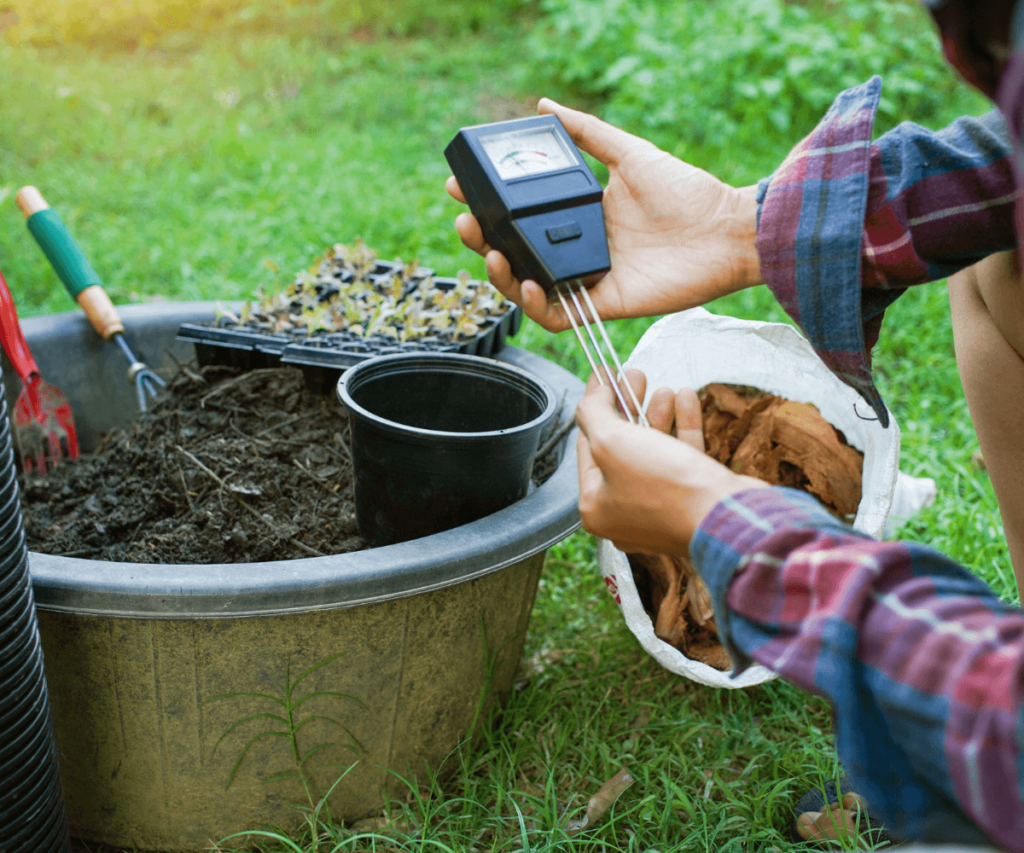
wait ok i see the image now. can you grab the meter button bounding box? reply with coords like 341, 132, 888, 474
545, 222, 582, 244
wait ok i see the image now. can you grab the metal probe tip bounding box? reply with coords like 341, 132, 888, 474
556, 280, 649, 428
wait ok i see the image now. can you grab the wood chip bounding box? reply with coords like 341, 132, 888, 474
628, 384, 865, 670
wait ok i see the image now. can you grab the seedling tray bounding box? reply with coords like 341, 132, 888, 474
178, 268, 521, 394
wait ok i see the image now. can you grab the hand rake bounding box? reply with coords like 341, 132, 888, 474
16, 186, 166, 412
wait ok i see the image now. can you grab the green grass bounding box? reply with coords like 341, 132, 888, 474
12, 1, 1015, 851
0, 24, 527, 314
870, 284, 1012, 601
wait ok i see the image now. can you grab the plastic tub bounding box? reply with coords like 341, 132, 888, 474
8, 302, 583, 852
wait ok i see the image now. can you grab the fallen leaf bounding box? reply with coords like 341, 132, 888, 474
349, 815, 389, 832
517, 769, 545, 798
629, 706, 652, 730
565, 767, 635, 834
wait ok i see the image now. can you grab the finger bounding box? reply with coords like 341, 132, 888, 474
675, 387, 705, 452
456, 214, 569, 331
519, 278, 567, 330
488, 256, 571, 332
617, 368, 647, 421
483, 249, 530, 311
575, 379, 618, 442
646, 386, 676, 434
446, 175, 466, 204
537, 97, 642, 168
579, 369, 643, 425
455, 212, 489, 256
576, 425, 602, 497
576, 420, 595, 471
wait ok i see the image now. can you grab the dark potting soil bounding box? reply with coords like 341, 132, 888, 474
18, 364, 566, 564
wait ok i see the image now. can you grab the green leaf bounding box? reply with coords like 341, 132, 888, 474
217, 829, 306, 853
225, 730, 291, 789
211, 713, 289, 756
603, 54, 642, 86
290, 689, 365, 711
734, 81, 759, 100
298, 742, 333, 767
767, 108, 791, 134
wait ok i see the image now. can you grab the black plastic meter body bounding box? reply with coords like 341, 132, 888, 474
444, 115, 609, 292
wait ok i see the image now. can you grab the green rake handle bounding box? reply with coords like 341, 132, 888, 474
16, 186, 125, 340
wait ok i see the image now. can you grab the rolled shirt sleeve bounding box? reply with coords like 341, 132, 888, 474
755, 77, 1016, 427
722, 10, 1024, 850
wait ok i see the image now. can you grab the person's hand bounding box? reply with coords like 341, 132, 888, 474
574, 369, 765, 554
446, 99, 762, 333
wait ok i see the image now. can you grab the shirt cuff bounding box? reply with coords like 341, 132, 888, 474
689, 485, 854, 673
754, 75, 890, 427
754, 173, 774, 230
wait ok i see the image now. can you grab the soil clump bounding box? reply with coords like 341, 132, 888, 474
628, 383, 865, 670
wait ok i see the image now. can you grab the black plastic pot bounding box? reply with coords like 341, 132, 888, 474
0, 379, 71, 853
5, 302, 582, 851
338, 353, 556, 547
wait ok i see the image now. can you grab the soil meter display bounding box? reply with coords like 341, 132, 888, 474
445, 115, 610, 292
479, 125, 577, 179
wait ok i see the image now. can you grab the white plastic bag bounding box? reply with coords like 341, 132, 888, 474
884, 470, 937, 539
598, 308, 902, 688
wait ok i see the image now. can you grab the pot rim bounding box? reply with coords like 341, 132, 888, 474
15, 303, 583, 621
337, 351, 558, 442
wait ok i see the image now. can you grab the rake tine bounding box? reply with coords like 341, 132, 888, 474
117, 336, 166, 413
127, 362, 166, 412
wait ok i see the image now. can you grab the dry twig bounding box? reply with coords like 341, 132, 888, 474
175, 445, 324, 558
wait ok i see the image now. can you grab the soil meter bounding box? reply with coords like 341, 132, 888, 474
445, 114, 647, 426
444, 115, 610, 291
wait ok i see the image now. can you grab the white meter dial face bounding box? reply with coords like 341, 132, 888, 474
479, 126, 578, 180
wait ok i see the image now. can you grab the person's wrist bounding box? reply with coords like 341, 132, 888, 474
688, 469, 767, 536
728, 184, 763, 291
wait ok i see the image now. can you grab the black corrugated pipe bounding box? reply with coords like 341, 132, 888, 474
0, 380, 71, 853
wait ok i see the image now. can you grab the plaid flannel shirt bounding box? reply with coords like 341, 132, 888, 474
688, 2, 1024, 849
693, 489, 1024, 849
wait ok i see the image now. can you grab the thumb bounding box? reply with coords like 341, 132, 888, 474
538, 98, 643, 168
574, 379, 619, 444
575, 418, 604, 501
